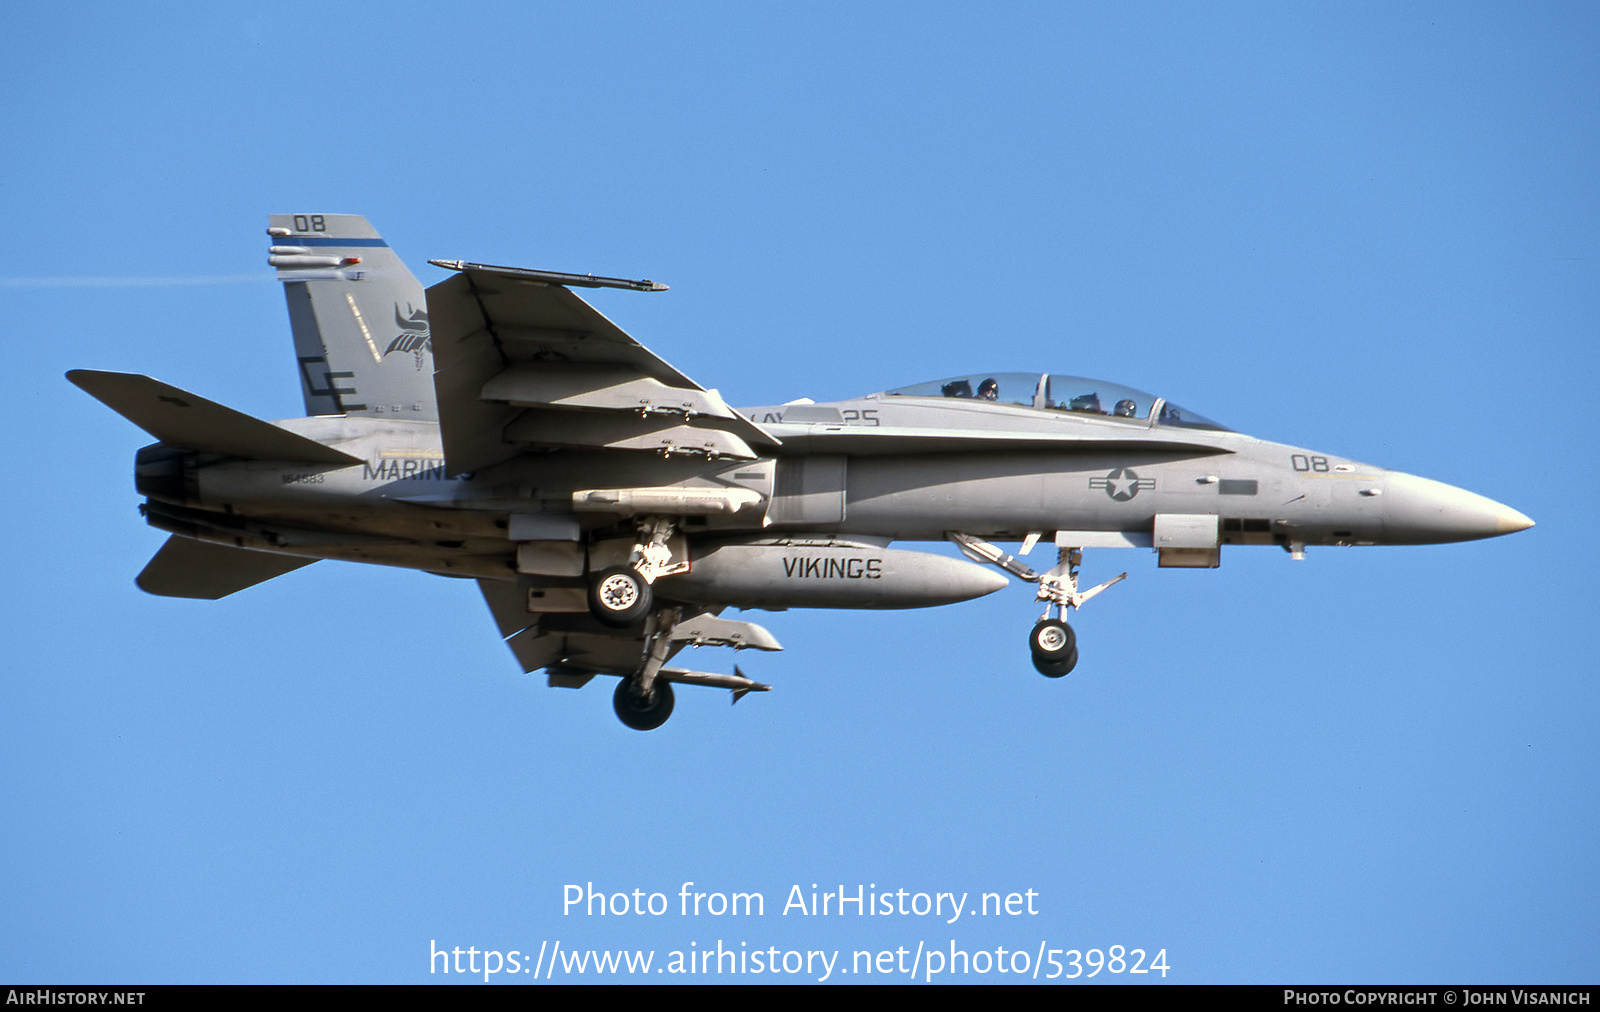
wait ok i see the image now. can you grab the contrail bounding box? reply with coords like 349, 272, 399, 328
0, 274, 272, 289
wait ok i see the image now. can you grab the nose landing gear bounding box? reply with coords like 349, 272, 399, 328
1030, 618, 1077, 677
1029, 545, 1124, 678
1024, 544, 1126, 678
949, 533, 1126, 679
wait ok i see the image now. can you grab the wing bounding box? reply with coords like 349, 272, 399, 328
478, 578, 640, 676
425, 262, 779, 475
476, 579, 782, 684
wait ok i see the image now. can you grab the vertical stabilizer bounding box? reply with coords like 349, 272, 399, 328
268, 214, 436, 421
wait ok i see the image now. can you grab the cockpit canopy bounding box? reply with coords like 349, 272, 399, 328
882, 373, 1229, 431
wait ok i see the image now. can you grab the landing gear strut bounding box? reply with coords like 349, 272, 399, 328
1029, 546, 1123, 679
609, 606, 682, 731
949, 533, 1126, 680
595, 609, 778, 730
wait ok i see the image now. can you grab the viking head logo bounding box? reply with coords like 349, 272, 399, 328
383, 303, 432, 357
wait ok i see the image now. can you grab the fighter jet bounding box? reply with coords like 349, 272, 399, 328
68, 214, 1535, 730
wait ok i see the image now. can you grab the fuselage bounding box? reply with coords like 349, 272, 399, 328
138, 374, 1531, 594
97, 215, 1538, 728
739, 384, 1531, 549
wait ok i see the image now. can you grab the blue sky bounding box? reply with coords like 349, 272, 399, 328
2, 2, 1595, 984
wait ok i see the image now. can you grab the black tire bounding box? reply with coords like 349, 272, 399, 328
1033, 649, 1078, 678
1029, 618, 1076, 661
588, 566, 652, 627
613, 678, 675, 731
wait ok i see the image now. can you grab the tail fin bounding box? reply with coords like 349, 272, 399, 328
267, 214, 436, 421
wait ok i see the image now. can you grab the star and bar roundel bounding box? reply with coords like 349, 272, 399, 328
1089, 467, 1156, 502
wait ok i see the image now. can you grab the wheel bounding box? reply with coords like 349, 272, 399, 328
613, 678, 675, 731
1033, 649, 1078, 678
588, 566, 652, 627
1029, 618, 1076, 661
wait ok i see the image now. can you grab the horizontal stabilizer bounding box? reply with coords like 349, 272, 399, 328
67, 370, 361, 464
136, 536, 317, 599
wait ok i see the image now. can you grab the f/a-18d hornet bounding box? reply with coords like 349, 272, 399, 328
69, 214, 1534, 730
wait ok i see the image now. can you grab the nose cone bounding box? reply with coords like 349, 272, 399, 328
1383, 471, 1535, 544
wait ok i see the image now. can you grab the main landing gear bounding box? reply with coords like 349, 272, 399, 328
587, 516, 688, 628
606, 607, 777, 731
613, 677, 675, 731
576, 518, 782, 731
949, 534, 1126, 679
589, 567, 651, 626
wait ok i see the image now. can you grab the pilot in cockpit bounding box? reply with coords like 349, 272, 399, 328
977, 378, 999, 401
1113, 398, 1137, 418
